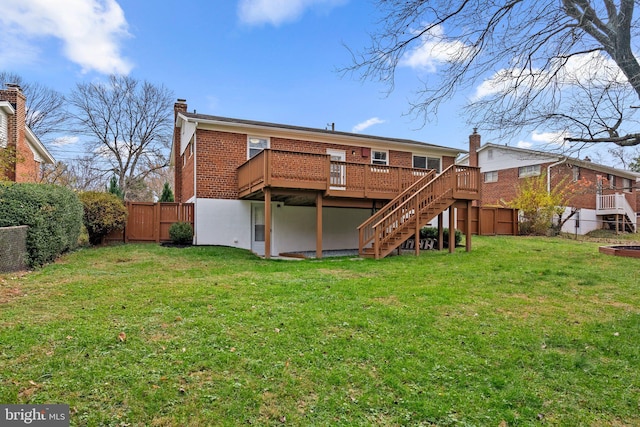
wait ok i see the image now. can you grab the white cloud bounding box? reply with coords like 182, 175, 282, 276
238, 0, 346, 26
51, 136, 79, 146
473, 51, 626, 101
531, 130, 569, 144
0, 0, 132, 74
352, 117, 385, 133
516, 130, 571, 149
399, 25, 474, 72
516, 140, 532, 149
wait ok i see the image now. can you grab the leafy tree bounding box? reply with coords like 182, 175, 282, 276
69, 75, 174, 200
159, 182, 174, 202
346, 0, 640, 147
506, 173, 589, 235
108, 175, 124, 199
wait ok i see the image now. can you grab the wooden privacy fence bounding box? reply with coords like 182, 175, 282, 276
105, 202, 194, 244
456, 206, 519, 236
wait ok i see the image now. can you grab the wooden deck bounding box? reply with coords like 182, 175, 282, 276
237, 149, 433, 202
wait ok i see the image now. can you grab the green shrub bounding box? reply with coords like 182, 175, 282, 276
0, 182, 83, 267
169, 222, 193, 245
78, 192, 128, 245
420, 226, 462, 248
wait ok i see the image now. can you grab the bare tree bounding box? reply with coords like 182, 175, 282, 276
68, 75, 174, 200
40, 157, 109, 191
345, 0, 640, 147
0, 71, 68, 139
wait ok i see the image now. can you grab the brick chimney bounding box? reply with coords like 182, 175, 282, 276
0, 84, 27, 181
173, 99, 188, 202
469, 128, 481, 168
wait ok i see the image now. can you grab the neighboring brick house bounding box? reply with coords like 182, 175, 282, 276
0, 85, 55, 182
171, 99, 473, 257
459, 131, 640, 234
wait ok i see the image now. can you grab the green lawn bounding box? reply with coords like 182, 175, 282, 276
1, 236, 639, 426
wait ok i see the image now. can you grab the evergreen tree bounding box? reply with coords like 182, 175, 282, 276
159, 182, 174, 202
108, 175, 124, 199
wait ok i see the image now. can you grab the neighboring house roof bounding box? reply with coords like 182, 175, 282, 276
0, 100, 14, 115
175, 112, 466, 158
459, 142, 640, 180
25, 126, 55, 164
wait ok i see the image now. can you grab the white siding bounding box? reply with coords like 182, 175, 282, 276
478, 147, 557, 173
0, 110, 7, 148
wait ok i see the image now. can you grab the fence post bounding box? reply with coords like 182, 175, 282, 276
124, 202, 131, 243
154, 203, 161, 243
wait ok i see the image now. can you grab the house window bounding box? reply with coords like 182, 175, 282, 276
413, 155, 441, 173
248, 136, 269, 159
572, 166, 580, 182
518, 165, 541, 178
484, 171, 498, 183
371, 150, 388, 165
427, 157, 441, 173
487, 149, 493, 160
623, 178, 633, 193
608, 174, 615, 189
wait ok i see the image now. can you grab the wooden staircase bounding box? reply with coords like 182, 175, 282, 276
358, 165, 480, 259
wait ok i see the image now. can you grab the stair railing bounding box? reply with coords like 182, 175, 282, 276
358, 170, 435, 254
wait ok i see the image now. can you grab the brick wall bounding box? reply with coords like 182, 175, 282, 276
173, 100, 187, 202
187, 129, 454, 200
0, 88, 41, 183
482, 161, 637, 210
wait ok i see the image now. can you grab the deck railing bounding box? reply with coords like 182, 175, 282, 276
597, 193, 637, 232
237, 149, 434, 199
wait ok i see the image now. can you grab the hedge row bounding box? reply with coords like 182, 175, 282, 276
0, 183, 83, 267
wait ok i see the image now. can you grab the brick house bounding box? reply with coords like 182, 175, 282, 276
171, 99, 480, 258
458, 131, 639, 234
0, 85, 55, 182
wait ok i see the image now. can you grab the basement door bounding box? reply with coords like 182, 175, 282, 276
251, 203, 272, 256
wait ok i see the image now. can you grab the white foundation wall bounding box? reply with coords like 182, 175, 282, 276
559, 207, 599, 235
272, 205, 371, 254
194, 199, 252, 248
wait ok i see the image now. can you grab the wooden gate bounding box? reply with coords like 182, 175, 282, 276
105, 202, 194, 243
457, 207, 518, 236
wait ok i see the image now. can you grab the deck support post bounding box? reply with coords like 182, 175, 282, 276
415, 197, 420, 257
438, 213, 444, 251
265, 188, 271, 259
448, 205, 455, 253
466, 200, 472, 252
316, 192, 323, 259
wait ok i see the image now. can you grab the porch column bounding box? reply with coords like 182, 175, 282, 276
466, 200, 472, 252
265, 188, 271, 259
438, 213, 444, 251
316, 192, 323, 259
448, 205, 455, 253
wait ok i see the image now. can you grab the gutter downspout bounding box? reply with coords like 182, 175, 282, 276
193, 122, 198, 245
547, 157, 567, 193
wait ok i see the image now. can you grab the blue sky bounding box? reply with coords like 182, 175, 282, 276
0, 0, 626, 164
